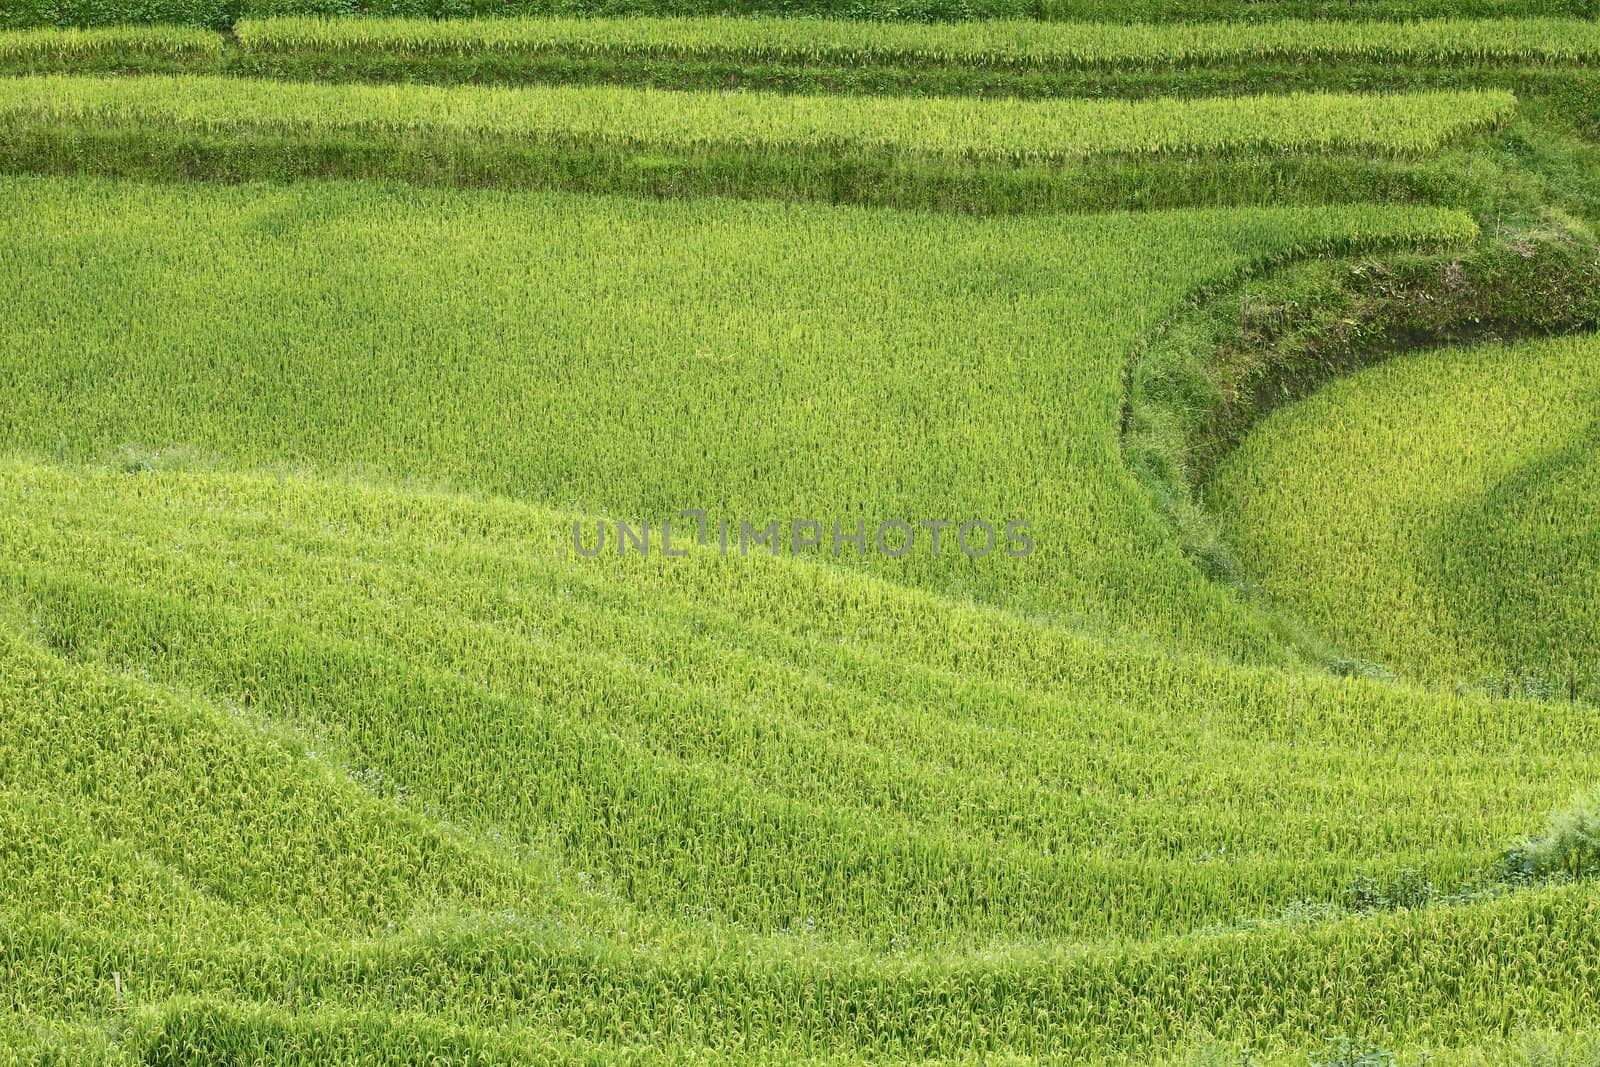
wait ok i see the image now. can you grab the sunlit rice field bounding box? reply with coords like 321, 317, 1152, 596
1211, 332, 1600, 702
1, 5, 1598, 1065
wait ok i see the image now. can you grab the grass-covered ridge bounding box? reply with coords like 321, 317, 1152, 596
0, 74, 1515, 209
5, 0, 1594, 32
6, 17, 1600, 98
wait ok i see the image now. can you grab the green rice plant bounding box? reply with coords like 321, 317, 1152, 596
0, 24, 221, 70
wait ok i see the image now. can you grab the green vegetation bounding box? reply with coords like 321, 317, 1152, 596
1508, 788, 1600, 882
1210, 333, 1600, 701
0, 0, 235, 33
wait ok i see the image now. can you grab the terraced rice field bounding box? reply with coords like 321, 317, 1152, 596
1213, 333, 1600, 703
0, 1, 1597, 1065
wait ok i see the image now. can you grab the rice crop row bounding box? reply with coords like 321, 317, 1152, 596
0, 23, 221, 64
5, 19, 1598, 99
3, 458, 1598, 1062
0, 73, 1502, 208
235, 13, 1600, 69
0, 74, 1516, 162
